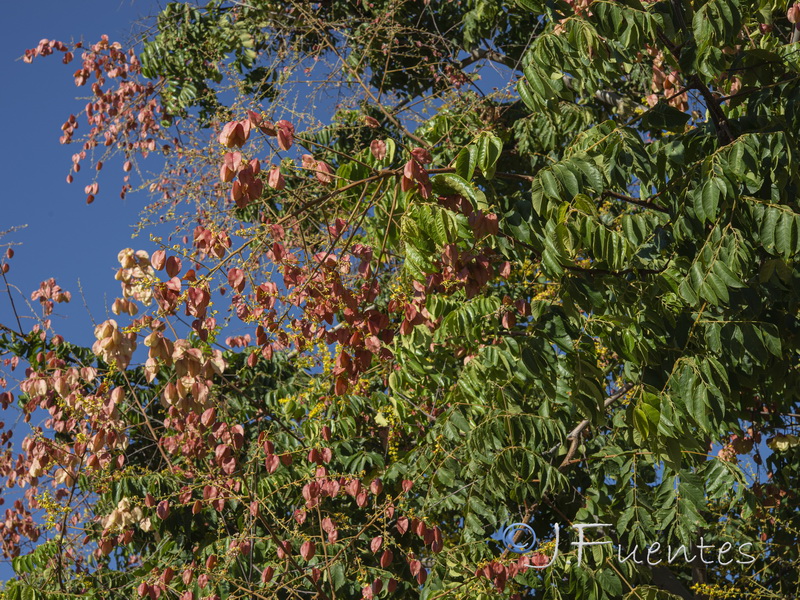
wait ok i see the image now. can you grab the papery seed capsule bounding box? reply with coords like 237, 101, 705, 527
300, 540, 316, 561
380, 549, 393, 567
789, 3, 800, 23
261, 566, 274, 583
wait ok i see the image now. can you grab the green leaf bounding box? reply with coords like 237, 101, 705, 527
640, 101, 691, 133
330, 562, 346, 590
431, 173, 479, 207
455, 145, 477, 181
775, 211, 798, 256
477, 133, 503, 179
625, 585, 683, 600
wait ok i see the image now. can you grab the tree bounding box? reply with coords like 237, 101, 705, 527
3, 0, 800, 598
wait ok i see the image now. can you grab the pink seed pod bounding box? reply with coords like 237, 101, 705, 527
276, 540, 291, 559
321, 447, 332, 463
165, 256, 181, 278
370, 139, 386, 160
396, 517, 409, 535
161, 567, 174, 585
372, 579, 383, 595
276, 120, 294, 150
300, 540, 315, 561
380, 549, 393, 567
789, 3, 800, 23
150, 250, 166, 270
267, 165, 285, 190
314, 161, 334, 185
410, 147, 432, 164
409, 559, 422, 576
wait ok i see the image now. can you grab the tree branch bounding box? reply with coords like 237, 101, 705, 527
656, 16, 734, 145
449, 166, 670, 219
552, 383, 635, 467
602, 190, 670, 214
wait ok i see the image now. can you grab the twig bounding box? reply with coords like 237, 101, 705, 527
1, 269, 23, 333
602, 190, 670, 214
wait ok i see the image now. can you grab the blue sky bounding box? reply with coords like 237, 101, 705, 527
1, 0, 163, 347
0, 1, 167, 577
